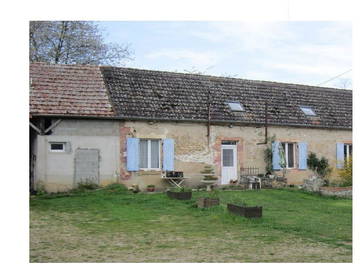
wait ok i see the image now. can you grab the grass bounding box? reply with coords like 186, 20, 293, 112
30, 188, 352, 262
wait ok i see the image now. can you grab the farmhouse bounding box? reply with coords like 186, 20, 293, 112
29, 62, 352, 192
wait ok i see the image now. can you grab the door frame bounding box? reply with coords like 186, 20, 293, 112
221, 143, 238, 184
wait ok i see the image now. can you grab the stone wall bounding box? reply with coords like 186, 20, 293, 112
34, 119, 352, 192
119, 121, 351, 190
319, 186, 352, 198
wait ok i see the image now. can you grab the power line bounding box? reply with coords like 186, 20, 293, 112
317, 69, 352, 86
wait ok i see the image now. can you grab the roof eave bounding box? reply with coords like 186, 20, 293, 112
29, 113, 352, 131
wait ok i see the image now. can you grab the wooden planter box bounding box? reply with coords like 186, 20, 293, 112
167, 191, 192, 200
227, 204, 262, 218
197, 197, 220, 208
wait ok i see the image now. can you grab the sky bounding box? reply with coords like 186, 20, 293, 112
98, 21, 351, 89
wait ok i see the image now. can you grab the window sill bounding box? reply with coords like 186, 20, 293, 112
138, 170, 161, 176
283, 168, 308, 172
275, 168, 306, 171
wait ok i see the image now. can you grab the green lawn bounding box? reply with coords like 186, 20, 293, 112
30, 188, 352, 262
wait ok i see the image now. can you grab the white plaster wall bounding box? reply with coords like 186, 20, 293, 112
35, 120, 120, 192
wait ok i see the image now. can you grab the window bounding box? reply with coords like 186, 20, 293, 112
281, 142, 295, 168
49, 142, 65, 152
222, 149, 234, 167
344, 144, 352, 161
139, 139, 160, 169
222, 140, 237, 145
300, 106, 316, 116
227, 102, 244, 111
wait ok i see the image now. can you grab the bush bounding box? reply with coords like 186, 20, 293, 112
195, 183, 207, 191
103, 183, 128, 193
75, 181, 99, 192
169, 187, 192, 192
338, 157, 352, 186
34, 181, 47, 196
307, 152, 332, 178
264, 136, 276, 175
207, 189, 220, 198
220, 185, 245, 191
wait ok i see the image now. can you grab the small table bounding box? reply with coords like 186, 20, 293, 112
162, 176, 188, 188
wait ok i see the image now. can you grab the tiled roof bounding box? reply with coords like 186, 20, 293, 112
29, 63, 352, 129
101, 66, 352, 129
30, 62, 114, 117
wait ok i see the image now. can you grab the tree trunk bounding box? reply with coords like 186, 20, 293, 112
54, 21, 68, 64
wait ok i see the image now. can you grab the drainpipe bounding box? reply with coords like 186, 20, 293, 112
257, 101, 268, 145
207, 87, 211, 146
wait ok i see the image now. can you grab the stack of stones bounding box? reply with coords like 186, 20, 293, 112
201, 165, 218, 191
302, 175, 325, 192
201, 165, 218, 181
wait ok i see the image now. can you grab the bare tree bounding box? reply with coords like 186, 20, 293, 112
220, 72, 239, 78
30, 21, 133, 66
181, 66, 238, 78
334, 78, 352, 90
182, 65, 215, 75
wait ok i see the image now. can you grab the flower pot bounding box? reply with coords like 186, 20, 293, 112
197, 197, 220, 208
166, 191, 192, 200
147, 187, 155, 192
227, 203, 262, 218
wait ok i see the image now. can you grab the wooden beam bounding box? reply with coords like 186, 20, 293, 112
29, 122, 41, 135
39, 118, 45, 135
44, 119, 62, 134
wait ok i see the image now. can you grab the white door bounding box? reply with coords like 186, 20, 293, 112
221, 144, 237, 184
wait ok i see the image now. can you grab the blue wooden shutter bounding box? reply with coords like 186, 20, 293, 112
298, 142, 308, 170
336, 143, 344, 169
163, 139, 174, 171
272, 141, 281, 170
127, 138, 139, 171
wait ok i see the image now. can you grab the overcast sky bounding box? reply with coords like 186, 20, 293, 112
99, 21, 352, 89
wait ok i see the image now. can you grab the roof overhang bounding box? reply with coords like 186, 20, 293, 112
29, 113, 352, 131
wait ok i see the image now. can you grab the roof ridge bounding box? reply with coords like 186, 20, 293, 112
101, 65, 352, 93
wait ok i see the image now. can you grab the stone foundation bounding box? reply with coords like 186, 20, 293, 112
319, 186, 352, 198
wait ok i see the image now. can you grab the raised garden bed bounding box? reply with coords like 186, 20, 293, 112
197, 197, 220, 208
167, 190, 192, 200
227, 203, 262, 218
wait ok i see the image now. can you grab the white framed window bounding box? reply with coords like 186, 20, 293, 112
281, 142, 296, 168
49, 142, 65, 152
344, 144, 352, 161
300, 106, 316, 116
227, 102, 245, 111
139, 139, 160, 170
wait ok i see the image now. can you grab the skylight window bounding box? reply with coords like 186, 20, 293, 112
300, 106, 316, 116
228, 102, 244, 111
